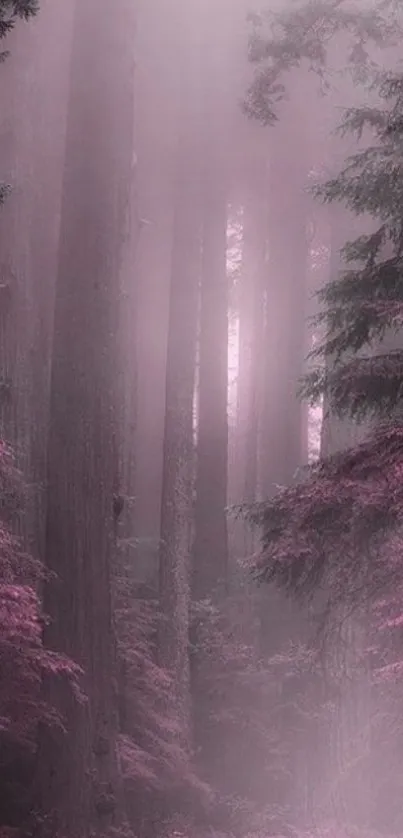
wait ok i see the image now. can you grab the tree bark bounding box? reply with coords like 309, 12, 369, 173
234, 167, 267, 556
192, 0, 231, 599
318, 205, 372, 831
259, 123, 309, 498
37, 0, 135, 833
132, 0, 179, 587
254, 109, 311, 824
0, 6, 74, 554
24, 0, 75, 563
193, 186, 229, 599
158, 0, 202, 745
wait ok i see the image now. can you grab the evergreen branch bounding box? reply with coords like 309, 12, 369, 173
248, 424, 403, 609
0, 2, 38, 43
0, 1, 38, 24
309, 301, 403, 361
305, 249, 403, 362
302, 352, 403, 419
336, 105, 389, 140
313, 144, 403, 221
244, 0, 401, 124
0, 183, 10, 204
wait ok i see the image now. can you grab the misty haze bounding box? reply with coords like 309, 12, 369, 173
0, 1, 403, 838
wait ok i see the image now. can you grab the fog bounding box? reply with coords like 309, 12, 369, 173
0, 1, 402, 837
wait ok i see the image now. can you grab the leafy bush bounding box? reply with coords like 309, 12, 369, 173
113, 569, 210, 830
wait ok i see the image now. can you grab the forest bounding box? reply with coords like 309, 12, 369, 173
2, 0, 403, 837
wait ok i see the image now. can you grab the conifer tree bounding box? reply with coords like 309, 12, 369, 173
245, 8, 403, 831
251, 66, 403, 619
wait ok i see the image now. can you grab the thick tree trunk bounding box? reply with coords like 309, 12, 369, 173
25, 0, 75, 563
0, 2, 80, 562
0, 5, 74, 558
37, 1, 135, 833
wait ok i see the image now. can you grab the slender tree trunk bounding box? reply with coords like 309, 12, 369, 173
192, 0, 231, 599
257, 124, 310, 647
318, 205, 372, 831
158, 0, 202, 745
193, 184, 229, 599
235, 170, 267, 555
37, 1, 135, 833
255, 114, 311, 824
0, 22, 33, 458
132, 0, 179, 587
259, 128, 309, 498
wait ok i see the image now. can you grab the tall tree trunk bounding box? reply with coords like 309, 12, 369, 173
24, 0, 75, 563
192, 0, 231, 600
255, 107, 311, 825
0, 7, 73, 552
132, 0, 178, 587
0, 1, 75, 570
257, 117, 310, 646
317, 205, 372, 831
37, 0, 135, 833
193, 183, 229, 600
158, 0, 202, 748
0, 22, 34, 460
234, 163, 267, 555
259, 124, 309, 499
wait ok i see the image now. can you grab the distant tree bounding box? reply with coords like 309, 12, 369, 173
258, 99, 311, 501
192, 179, 229, 599
192, 0, 231, 600
235, 156, 266, 523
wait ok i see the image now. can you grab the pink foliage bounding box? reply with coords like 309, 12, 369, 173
251, 424, 403, 614
0, 444, 82, 752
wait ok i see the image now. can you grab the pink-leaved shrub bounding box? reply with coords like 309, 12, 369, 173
0, 440, 81, 829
